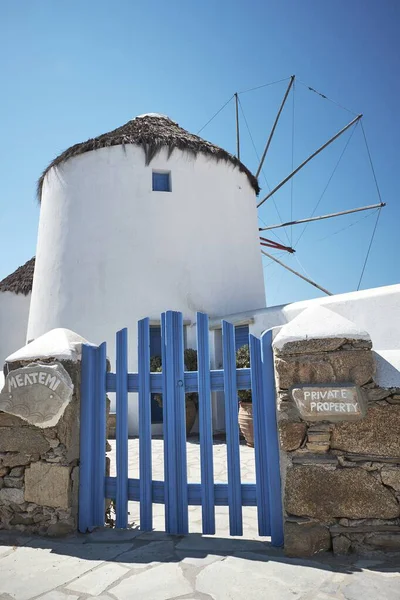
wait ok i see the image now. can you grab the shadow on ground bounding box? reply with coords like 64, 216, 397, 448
1, 528, 399, 575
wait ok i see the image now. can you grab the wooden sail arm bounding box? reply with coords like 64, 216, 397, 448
259, 236, 295, 253
256, 75, 295, 178
259, 202, 386, 231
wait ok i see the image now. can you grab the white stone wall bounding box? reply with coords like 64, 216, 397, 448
0, 291, 31, 367
210, 283, 400, 352
27, 144, 265, 434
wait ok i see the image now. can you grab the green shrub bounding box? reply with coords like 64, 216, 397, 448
236, 344, 252, 403
150, 349, 199, 408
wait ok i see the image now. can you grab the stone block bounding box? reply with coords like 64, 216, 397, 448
284, 522, 331, 557
4, 476, 23, 489
9, 467, 24, 477
275, 350, 374, 390
330, 406, 400, 457
47, 519, 75, 537
0, 427, 49, 455
381, 469, 400, 492
307, 431, 331, 444
10, 513, 34, 526
285, 466, 400, 521
56, 399, 80, 462
24, 462, 71, 509
364, 532, 400, 551
277, 338, 372, 356
292, 452, 338, 465
366, 388, 392, 402
0, 453, 33, 468
332, 534, 351, 555
0, 488, 24, 504
306, 443, 330, 453
279, 422, 307, 451
0, 413, 28, 427
0, 467, 9, 477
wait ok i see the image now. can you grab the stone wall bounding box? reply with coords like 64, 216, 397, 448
273, 308, 400, 556
0, 330, 86, 536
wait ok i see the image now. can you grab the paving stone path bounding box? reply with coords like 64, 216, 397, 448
0, 439, 399, 599
0, 528, 399, 600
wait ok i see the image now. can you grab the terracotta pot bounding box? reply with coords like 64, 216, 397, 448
186, 397, 198, 435
238, 402, 254, 447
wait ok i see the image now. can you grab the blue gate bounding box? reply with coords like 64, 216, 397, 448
78, 311, 283, 545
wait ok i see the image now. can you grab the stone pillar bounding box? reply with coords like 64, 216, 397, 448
273, 306, 400, 556
0, 329, 88, 536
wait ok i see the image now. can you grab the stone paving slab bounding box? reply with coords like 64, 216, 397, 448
111, 562, 194, 600
66, 563, 129, 595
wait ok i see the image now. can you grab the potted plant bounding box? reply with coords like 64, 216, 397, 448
150, 349, 198, 435
236, 345, 254, 447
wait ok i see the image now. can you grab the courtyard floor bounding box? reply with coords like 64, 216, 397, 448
0, 438, 399, 600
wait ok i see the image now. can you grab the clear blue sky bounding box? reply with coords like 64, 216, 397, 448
1, 0, 399, 307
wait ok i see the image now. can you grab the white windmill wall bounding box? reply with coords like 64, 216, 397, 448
27, 143, 265, 433
0, 291, 31, 367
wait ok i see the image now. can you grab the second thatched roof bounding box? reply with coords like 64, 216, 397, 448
0, 257, 35, 296
37, 114, 260, 200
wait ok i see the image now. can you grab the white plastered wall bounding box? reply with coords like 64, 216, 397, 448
247, 284, 400, 351
0, 291, 31, 368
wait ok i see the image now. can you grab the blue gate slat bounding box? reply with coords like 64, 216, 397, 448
249, 335, 271, 537
116, 328, 129, 529
196, 312, 215, 535
261, 329, 284, 547
105, 477, 258, 506
138, 318, 153, 531
79, 344, 96, 532
106, 368, 253, 393
222, 320, 243, 536
162, 311, 189, 534
92, 342, 107, 526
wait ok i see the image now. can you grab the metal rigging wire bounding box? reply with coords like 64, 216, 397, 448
357, 208, 382, 290
238, 96, 292, 247
294, 121, 359, 248
356, 122, 384, 290
197, 95, 234, 135
296, 79, 358, 116
197, 78, 292, 135
237, 77, 292, 95
290, 80, 295, 246
360, 121, 384, 204
316, 209, 378, 242
262, 251, 288, 268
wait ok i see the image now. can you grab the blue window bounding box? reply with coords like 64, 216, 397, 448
152, 171, 171, 192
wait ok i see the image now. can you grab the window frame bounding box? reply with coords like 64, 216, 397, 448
152, 170, 171, 192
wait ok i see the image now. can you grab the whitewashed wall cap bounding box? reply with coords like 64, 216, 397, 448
6, 328, 92, 364
273, 305, 371, 352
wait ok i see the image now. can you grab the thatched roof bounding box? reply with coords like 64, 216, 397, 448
37, 114, 260, 200
0, 257, 35, 295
